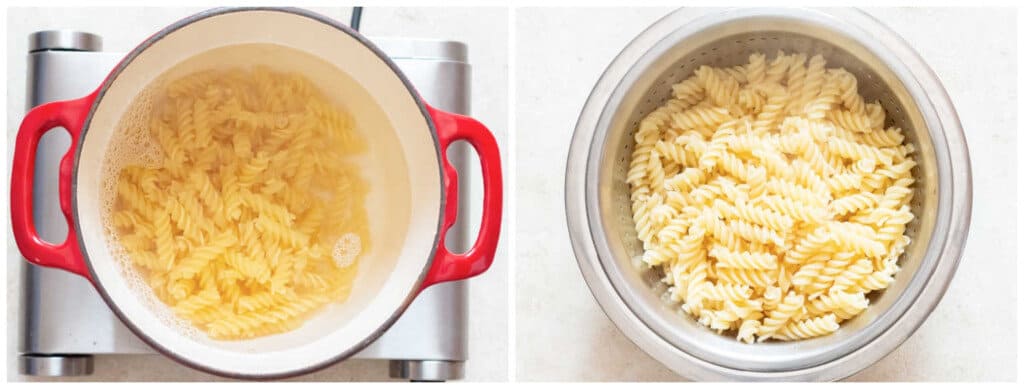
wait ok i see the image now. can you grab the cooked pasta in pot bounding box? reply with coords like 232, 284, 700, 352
103, 67, 370, 340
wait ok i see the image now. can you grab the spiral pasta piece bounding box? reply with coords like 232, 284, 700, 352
697, 66, 741, 108
746, 53, 767, 85
758, 292, 805, 339
664, 168, 707, 192
775, 314, 840, 340
671, 76, 705, 106
830, 192, 880, 216
709, 245, 777, 270
763, 51, 792, 84
727, 219, 784, 247
672, 106, 732, 132
827, 137, 895, 166
807, 291, 869, 320
735, 200, 795, 232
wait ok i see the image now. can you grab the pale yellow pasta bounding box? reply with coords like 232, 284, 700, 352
629, 52, 916, 343
106, 67, 369, 340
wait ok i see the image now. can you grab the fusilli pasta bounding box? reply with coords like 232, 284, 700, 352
106, 67, 369, 340
629, 52, 916, 343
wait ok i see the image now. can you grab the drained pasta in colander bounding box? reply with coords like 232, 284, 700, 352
627, 51, 916, 343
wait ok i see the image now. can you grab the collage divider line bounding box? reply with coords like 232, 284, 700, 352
506, 2, 518, 383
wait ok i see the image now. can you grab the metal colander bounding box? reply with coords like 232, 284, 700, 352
566, 8, 971, 381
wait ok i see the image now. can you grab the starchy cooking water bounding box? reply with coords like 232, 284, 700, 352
96, 43, 408, 340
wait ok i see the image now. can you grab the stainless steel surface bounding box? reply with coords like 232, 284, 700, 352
20, 33, 473, 380
21, 48, 151, 356
29, 30, 102, 52
566, 8, 971, 381
388, 360, 465, 382
373, 39, 468, 62
19, 355, 94, 376
354, 37, 472, 364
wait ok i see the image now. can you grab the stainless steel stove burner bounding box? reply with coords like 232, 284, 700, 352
18, 30, 474, 382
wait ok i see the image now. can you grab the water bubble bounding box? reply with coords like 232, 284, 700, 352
332, 233, 361, 268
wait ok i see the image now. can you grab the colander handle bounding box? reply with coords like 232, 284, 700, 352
10, 91, 97, 281
420, 105, 503, 290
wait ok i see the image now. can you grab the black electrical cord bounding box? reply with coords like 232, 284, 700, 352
350, 7, 363, 31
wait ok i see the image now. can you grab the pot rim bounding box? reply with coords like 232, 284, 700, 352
565, 7, 972, 381
69, 7, 447, 379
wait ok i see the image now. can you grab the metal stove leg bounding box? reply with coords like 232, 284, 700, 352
20, 354, 94, 376
388, 360, 464, 382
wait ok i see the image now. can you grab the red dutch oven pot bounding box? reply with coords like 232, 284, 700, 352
10, 7, 501, 378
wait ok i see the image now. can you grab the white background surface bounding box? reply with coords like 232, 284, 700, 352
515, 7, 1017, 381
4, 6, 509, 382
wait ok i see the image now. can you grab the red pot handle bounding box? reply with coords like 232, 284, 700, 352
10, 91, 97, 281
420, 105, 503, 290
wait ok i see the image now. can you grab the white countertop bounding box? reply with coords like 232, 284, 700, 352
515, 7, 1016, 381
5, 6, 509, 382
